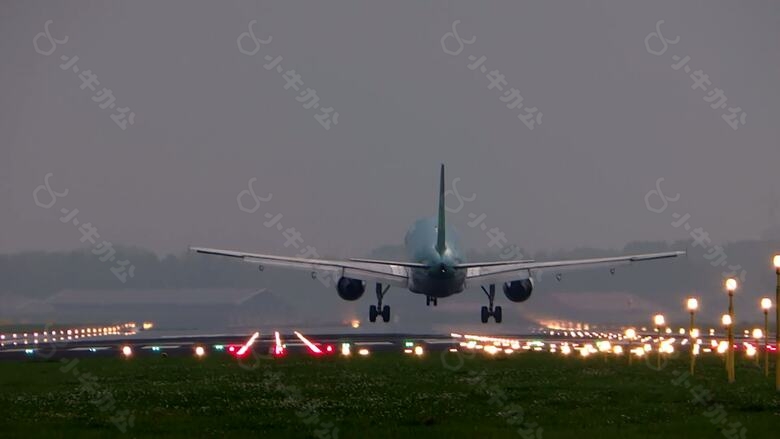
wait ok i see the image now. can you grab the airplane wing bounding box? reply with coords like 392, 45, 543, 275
189, 246, 410, 288
463, 250, 685, 286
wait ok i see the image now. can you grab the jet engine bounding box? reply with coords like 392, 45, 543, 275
503, 279, 533, 302
336, 277, 366, 301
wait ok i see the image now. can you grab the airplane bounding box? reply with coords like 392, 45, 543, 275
191, 165, 685, 323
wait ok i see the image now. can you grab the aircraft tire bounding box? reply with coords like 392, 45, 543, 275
369, 305, 377, 323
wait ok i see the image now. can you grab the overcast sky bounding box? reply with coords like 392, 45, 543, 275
2, 1, 779, 258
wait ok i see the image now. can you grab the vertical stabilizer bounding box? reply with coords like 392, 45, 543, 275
436, 164, 447, 256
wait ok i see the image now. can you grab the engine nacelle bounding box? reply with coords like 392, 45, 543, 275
503, 279, 533, 302
336, 277, 366, 301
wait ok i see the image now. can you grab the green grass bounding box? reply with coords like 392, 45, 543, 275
0, 351, 778, 438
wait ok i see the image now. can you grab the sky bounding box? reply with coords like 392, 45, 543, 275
2, 0, 780, 259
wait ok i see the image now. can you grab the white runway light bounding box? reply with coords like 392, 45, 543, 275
121, 345, 132, 357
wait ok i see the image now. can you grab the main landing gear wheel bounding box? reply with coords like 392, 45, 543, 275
494, 306, 503, 323
480, 284, 502, 323
369, 305, 378, 323
369, 283, 391, 323
426, 296, 438, 306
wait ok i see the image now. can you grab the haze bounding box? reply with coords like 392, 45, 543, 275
2, 2, 780, 330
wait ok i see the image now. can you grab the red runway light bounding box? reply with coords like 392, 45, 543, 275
294, 331, 323, 355
273, 331, 286, 358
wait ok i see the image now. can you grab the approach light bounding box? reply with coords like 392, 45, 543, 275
721, 314, 732, 326
273, 331, 286, 357
294, 331, 322, 355
773, 255, 780, 269
753, 328, 764, 339
687, 298, 699, 311
653, 314, 665, 327
726, 278, 738, 292
761, 298, 772, 310
237, 332, 260, 357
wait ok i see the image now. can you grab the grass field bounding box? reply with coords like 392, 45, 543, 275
1, 350, 778, 438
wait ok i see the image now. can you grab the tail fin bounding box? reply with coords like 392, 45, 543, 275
436, 164, 447, 256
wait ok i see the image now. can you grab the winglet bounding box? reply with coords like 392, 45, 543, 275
436, 164, 447, 256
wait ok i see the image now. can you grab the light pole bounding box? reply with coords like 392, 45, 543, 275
725, 278, 737, 383
687, 297, 699, 375
654, 314, 665, 369
752, 328, 764, 367
625, 328, 636, 365
722, 313, 732, 379
773, 255, 780, 391
762, 297, 772, 377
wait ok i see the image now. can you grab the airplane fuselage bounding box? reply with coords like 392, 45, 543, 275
404, 217, 467, 297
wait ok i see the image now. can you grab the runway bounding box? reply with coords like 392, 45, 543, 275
2, 324, 766, 361
0, 332, 466, 360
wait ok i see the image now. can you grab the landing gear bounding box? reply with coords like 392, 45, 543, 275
369, 283, 391, 323
480, 284, 502, 323
426, 296, 438, 306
